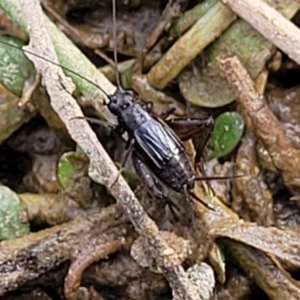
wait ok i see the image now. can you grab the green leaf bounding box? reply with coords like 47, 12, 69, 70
57, 151, 89, 189
0, 36, 35, 97
210, 112, 244, 159
0, 186, 30, 240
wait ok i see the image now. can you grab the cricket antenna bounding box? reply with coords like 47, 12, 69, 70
112, 0, 122, 90
0, 38, 110, 98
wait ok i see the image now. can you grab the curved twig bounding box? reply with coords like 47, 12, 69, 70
64, 239, 124, 300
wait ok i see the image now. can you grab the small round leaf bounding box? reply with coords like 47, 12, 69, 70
57, 151, 89, 189
0, 186, 30, 240
210, 112, 244, 159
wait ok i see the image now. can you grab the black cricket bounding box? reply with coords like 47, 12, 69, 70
103, 0, 229, 220
106, 86, 219, 218
0, 0, 233, 222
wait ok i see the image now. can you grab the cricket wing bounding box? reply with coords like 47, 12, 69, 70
134, 119, 183, 169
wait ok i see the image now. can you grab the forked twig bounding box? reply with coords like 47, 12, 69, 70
18, 0, 199, 299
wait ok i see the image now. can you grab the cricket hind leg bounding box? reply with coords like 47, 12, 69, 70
165, 116, 239, 182
165, 117, 214, 167
167, 117, 215, 195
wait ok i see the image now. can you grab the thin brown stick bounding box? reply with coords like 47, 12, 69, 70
218, 55, 300, 196
220, 0, 300, 66
19, 1, 199, 299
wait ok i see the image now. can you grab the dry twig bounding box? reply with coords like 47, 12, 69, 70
0, 205, 125, 296
220, 0, 300, 66
218, 55, 300, 196
18, 0, 199, 299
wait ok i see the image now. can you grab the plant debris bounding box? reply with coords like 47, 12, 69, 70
0, 0, 299, 299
